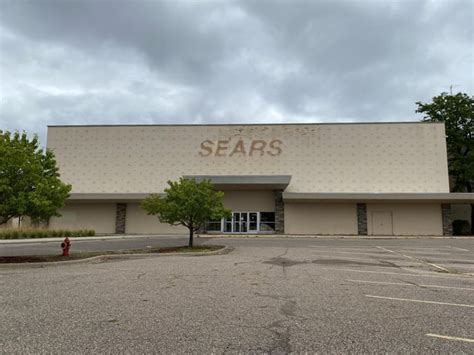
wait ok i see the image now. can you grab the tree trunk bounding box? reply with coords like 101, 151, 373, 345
189, 227, 194, 248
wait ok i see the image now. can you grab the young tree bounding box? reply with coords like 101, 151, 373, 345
0, 131, 71, 225
141, 178, 231, 247
416, 92, 474, 233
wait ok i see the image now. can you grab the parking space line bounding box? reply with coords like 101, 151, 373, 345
426, 333, 474, 343
376, 246, 451, 273
365, 295, 474, 308
309, 249, 397, 257
348, 279, 474, 291
318, 266, 473, 279
447, 246, 470, 252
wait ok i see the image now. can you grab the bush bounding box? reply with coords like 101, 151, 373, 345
0, 229, 96, 240
452, 220, 471, 236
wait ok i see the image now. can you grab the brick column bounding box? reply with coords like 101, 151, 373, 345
441, 203, 452, 236
357, 203, 368, 235
274, 190, 284, 234
115, 203, 127, 234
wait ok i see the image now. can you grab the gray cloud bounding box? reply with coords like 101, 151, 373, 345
0, 0, 472, 145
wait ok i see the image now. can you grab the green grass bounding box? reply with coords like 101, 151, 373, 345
0, 245, 225, 263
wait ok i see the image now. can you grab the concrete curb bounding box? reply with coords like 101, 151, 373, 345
0, 245, 233, 269
2, 234, 473, 244
198, 234, 474, 239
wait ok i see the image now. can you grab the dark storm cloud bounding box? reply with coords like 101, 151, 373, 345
0, 0, 472, 145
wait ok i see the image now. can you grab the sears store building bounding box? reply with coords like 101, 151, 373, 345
46, 123, 473, 236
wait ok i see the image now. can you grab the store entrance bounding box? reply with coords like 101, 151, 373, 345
224, 212, 259, 233
207, 211, 275, 234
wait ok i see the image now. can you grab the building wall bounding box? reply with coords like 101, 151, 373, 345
222, 190, 275, 211
366, 203, 442, 236
126, 203, 185, 234
49, 203, 116, 234
285, 203, 358, 235
47, 123, 449, 194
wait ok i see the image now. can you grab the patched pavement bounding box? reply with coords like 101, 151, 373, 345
1, 238, 473, 353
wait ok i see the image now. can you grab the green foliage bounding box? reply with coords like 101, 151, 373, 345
416, 92, 473, 193
0, 229, 95, 239
416, 92, 474, 234
141, 178, 231, 247
452, 220, 471, 236
0, 131, 72, 225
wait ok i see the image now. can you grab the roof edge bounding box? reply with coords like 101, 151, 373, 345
47, 121, 443, 128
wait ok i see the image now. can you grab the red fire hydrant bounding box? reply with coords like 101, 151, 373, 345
61, 237, 71, 257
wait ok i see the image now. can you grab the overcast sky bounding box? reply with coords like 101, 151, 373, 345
0, 0, 472, 145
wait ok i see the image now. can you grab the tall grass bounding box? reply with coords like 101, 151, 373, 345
0, 229, 95, 240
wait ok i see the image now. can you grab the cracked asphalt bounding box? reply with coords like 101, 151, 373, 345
1, 237, 473, 354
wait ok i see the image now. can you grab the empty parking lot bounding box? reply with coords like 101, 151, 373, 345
1, 237, 473, 353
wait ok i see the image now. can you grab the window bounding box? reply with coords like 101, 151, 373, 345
205, 219, 222, 232
259, 212, 275, 232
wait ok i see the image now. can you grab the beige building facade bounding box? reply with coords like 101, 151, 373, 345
46, 123, 473, 236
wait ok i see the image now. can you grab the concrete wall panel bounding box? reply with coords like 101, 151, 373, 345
222, 190, 275, 211
367, 203, 442, 236
126, 203, 186, 234
47, 123, 449, 194
49, 203, 116, 234
285, 203, 358, 235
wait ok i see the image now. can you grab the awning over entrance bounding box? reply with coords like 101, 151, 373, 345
183, 175, 292, 190
283, 192, 474, 203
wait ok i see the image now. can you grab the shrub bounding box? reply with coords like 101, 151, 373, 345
452, 220, 471, 236
0, 229, 96, 240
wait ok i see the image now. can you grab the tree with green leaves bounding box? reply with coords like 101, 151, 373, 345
0, 131, 71, 226
416, 92, 474, 233
141, 178, 231, 247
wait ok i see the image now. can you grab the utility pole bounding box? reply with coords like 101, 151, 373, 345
448, 84, 460, 95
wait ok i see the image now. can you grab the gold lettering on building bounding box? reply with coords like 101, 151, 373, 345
199, 139, 283, 157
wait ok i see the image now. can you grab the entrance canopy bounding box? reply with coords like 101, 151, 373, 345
183, 175, 292, 190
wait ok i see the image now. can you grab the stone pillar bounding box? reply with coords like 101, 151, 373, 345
115, 203, 127, 234
357, 203, 368, 235
274, 190, 284, 234
441, 203, 452, 236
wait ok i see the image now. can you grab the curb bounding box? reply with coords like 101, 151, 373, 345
198, 235, 474, 240
0, 245, 233, 269
2, 235, 473, 244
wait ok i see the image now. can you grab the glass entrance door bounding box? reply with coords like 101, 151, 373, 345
233, 212, 248, 233
205, 211, 275, 234
248, 212, 258, 233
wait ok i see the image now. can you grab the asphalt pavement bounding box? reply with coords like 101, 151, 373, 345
1, 237, 473, 353
0, 235, 193, 256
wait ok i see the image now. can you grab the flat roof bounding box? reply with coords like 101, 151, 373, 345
68, 191, 473, 203
68, 193, 163, 202
283, 192, 474, 203
47, 121, 443, 128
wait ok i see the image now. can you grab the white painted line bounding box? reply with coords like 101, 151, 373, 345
376, 246, 395, 253
312, 250, 398, 256
348, 279, 474, 291
426, 333, 474, 343
376, 246, 451, 273
365, 295, 474, 308
447, 246, 470, 252
318, 266, 473, 279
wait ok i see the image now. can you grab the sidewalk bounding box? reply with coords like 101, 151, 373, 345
199, 233, 474, 239
1, 233, 472, 245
